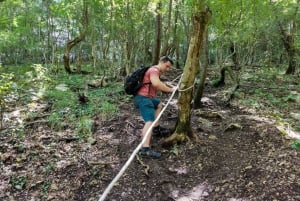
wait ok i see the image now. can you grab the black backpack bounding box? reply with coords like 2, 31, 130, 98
124, 65, 151, 95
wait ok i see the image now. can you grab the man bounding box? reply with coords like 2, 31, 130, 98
134, 56, 177, 159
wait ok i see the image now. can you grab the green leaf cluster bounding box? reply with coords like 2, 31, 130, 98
291, 139, 300, 151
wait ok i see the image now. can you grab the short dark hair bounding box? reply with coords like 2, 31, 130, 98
160, 56, 174, 65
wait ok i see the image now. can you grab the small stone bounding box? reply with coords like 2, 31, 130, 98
208, 135, 217, 140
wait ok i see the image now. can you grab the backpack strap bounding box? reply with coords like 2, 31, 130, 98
143, 67, 152, 95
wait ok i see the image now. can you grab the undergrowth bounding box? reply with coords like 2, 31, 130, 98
234, 66, 300, 132
44, 68, 124, 138
0, 64, 126, 139
1, 64, 299, 142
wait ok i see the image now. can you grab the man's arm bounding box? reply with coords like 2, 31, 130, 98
150, 75, 175, 93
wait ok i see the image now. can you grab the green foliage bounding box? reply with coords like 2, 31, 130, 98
76, 116, 93, 139
43, 73, 123, 136
291, 139, 300, 151
10, 175, 27, 190
32, 64, 51, 82
282, 93, 298, 102
44, 163, 53, 175
45, 88, 76, 130
237, 66, 299, 110
0, 72, 14, 103
46, 89, 76, 110
210, 78, 222, 87
100, 101, 118, 120
233, 66, 300, 138
40, 180, 51, 197
48, 112, 64, 131
294, 121, 300, 132
0, 65, 15, 128
170, 144, 179, 156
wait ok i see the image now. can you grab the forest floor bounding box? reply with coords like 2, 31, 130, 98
1, 68, 300, 201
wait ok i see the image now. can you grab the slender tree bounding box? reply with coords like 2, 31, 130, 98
160, 0, 173, 57
164, 0, 211, 146
194, 27, 209, 108
271, 0, 300, 75
152, 1, 162, 65
63, 0, 88, 73
279, 20, 297, 75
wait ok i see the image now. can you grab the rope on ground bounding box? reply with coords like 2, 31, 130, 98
97, 75, 183, 201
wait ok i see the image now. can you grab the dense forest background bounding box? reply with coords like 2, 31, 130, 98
0, 0, 299, 74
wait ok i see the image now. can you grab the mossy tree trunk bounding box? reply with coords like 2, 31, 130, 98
279, 21, 297, 75
194, 28, 209, 109
63, 0, 88, 74
163, 1, 211, 146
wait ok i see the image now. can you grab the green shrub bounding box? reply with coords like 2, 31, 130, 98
291, 139, 300, 151
100, 101, 118, 120
10, 175, 27, 190
76, 116, 94, 139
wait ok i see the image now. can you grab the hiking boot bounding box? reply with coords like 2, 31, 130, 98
152, 125, 170, 137
138, 147, 161, 159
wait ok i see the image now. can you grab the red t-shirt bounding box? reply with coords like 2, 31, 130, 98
137, 66, 160, 98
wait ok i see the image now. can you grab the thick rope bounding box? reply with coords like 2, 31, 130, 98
172, 74, 195, 92
97, 75, 182, 201
178, 85, 194, 92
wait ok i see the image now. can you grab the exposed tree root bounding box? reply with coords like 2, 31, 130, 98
162, 131, 197, 147
136, 155, 150, 177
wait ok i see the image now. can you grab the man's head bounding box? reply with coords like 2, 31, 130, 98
158, 56, 173, 72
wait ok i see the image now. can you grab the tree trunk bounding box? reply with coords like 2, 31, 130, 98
160, 0, 172, 57
76, 45, 82, 73
230, 42, 239, 69
173, 1, 180, 68
194, 28, 209, 108
152, 1, 162, 65
163, 2, 211, 147
279, 21, 297, 75
63, 0, 88, 74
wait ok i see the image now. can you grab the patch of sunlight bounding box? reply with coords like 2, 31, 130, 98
55, 84, 69, 91
36, 86, 46, 99
238, 114, 275, 124
241, 72, 253, 80
291, 113, 300, 121
173, 183, 250, 201
3, 109, 23, 125
27, 102, 48, 113
28, 87, 46, 101
172, 183, 211, 201
276, 124, 300, 140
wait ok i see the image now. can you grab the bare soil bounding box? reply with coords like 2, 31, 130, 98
1, 73, 299, 201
